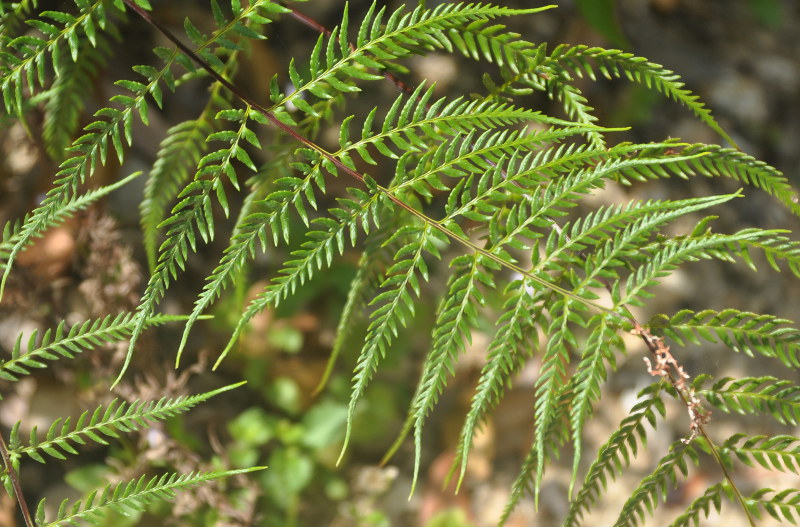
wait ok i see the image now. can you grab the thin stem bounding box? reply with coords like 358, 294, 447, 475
0, 433, 33, 527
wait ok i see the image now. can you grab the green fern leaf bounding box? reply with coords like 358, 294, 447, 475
696, 375, 800, 426
650, 309, 800, 367
563, 383, 666, 527
36, 467, 264, 526
612, 441, 700, 527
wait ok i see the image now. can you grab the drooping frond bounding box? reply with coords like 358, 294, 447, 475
501, 387, 573, 525
563, 383, 667, 527
34, 467, 264, 527
670, 482, 726, 527
342, 223, 445, 459
317, 224, 397, 393
453, 285, 545, 490
410, 252, 487, 490
677, 144, 800, 216
127, 105, 266, 375
139, 65, 235, 271
569, 316, 622, 492
214, 184, 382, 368
612, 441, 700, 527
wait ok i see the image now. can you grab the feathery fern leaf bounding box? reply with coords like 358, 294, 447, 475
34, 467, 264, 526
0, 312, 189, 382
41, 25, 116, 160
542, 45, 737, 147
5, 382, 244, 465
563, 383, 667, 527
744, 488, 800, 525
612, 441, 699, 527
650, 309, 800, 367
139, 68, 235, 271
0, 171, 141, 269
670, 482, 726, 527
695, 375, 800, 426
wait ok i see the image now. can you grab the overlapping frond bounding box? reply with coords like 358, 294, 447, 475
0, 0, 127, 116
139, 63, 235, 271
0, 312, 186, 382
612, 441, 699, 527
543, 45, 736, 147
0, 22, 186, 298
341, 223, 445, 458
42, 25, 116, 159
34, 467, 264, 527
563, 383, 666, 527
5, 382, 243, 464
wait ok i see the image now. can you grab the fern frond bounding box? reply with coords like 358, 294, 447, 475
543, 45, 736, 146
42, 24, 116, 160
318, 220, 398, 394
670, 482, 726, 527
713, 434, 800, 474
268, 3, 553, 122
613, 225, 800, 309
453, 285, 545, 491
213, 184, 382, 368
341, 224, 444, 460
0, 0, 39, 38
129, 105, 263, 375
745, 488, 800, 525
612, 441, 699, 527
569, 316, 622, 492
650, 309, 800, 367
34, 467, 264, 526
0, 0, 121, 116
679, 144, 800, 216
0, 171, 141, 268
0, 42, 183, 299
140, 63, 235, 271
0, 312, 186, 382
410, 252, 487, 491
6, 383, 244, 464
696, 375, 800, 426
502, 387, 573, 525
563, 383, 666, 527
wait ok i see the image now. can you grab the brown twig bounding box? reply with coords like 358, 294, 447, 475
0, 433, 33, 527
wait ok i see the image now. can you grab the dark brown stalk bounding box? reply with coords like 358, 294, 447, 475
0, 433, 33, 527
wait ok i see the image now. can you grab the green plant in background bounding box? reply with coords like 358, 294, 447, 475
1, 1, 800, 526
